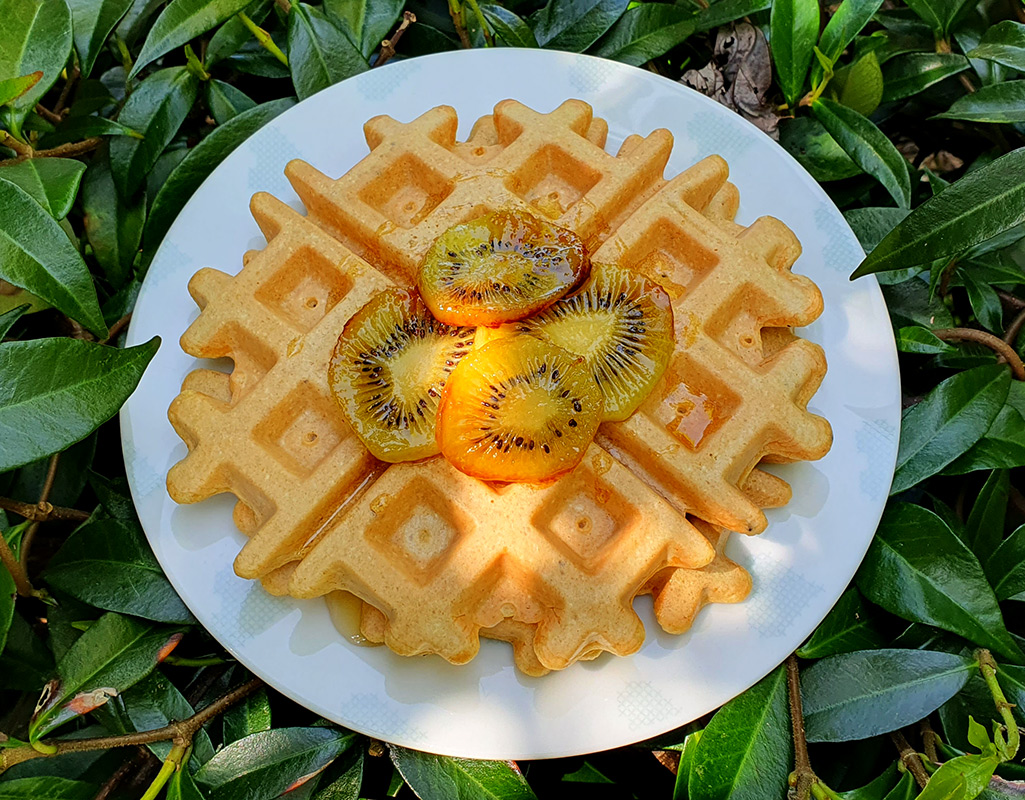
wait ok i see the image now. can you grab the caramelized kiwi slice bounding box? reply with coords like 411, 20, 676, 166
511, 263, 674, 421
418, 208, 588, 327
329, 288, 475, 462
436, 336, 603, 482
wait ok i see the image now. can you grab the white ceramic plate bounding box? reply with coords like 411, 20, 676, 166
122, 48, 900, 760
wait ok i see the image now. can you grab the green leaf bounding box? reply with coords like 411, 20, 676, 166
206, 0, 271, 65
986, 524, 1025, 602
801, 648, 976, 742
918, 754, 999, 800
128, 0, 251, 80
288, 4, 369, 102
881, 53, 970, 102
41, 115, 142, 148
892, 365, 1011, 494
968, 21, 1025, 72
110, 67, 200, 199
562, 762, 614, 783
696, 0, 770, 31
324, 0, 402, 59
168, 765, 207, 800
0, 304, 30, 339
997, 664, 1025, 722
0, 72, 42, 108
854, 147, 1025, 277
0, 0, 72, 137
146, 97, 294, 248
845, 206, 911, 256
812, 98, 911, 208
67, 0, 134, 77
590, 3, 696, 66
0, 337, 159, 473
934, 81, 1025, 124
0, 159, 86, 220
961, 270, 1004, 333
82, 153, 146, 289
390, 746, 538, 800
116, 673, 215, 763
0, 179, 106, 336
0, 778, 97, 799
837, 765, 904, 800
531, 0, 630, 52
964, 469, 1009, 561
480, 5, 539, 48
45, 515, 194, 624
0, 539, 14, 657
223, 687, 272, 745
811, 0, 885, 86
902, 0, 969, 36
946, 381, 1025, 475
196, 728, 355, 800
896, 326, 956, 355
770, 0, 819, 107
797, 587, 884, 658
781, 117, 862, 182
832, 52, 884, 116
673, 731, 701, 800
205, 79, 256, 124
688, 666, 791, 800
856, 503, 1023, 661
29, 612, 183, 740
313, 749, 363, 800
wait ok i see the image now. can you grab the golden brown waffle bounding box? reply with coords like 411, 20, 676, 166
167, 99, 830, 673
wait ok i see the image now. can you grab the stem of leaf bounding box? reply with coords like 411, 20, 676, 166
0, 496, 90, 523
977, 650, 1021, 762
139, 743, 187, 800
463, 0, 493, 46
933, 328, 1025, 380
787, 655, 817, 800
376, 11, 416, 68
890, 731, 930, 788
19, 453, 60, 573
162, 655, 231, 667
0, 131, 32, 157
0, 528, 42, 599
238, 12, 289, 67
448, 0, 472, 48
184, 45, 210, 81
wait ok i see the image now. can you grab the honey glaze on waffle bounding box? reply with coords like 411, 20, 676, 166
167, 100, 832, 674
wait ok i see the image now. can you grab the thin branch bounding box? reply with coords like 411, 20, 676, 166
100, 313, 133, 346
237, 12, 289, 67
890, 731, 930, 789
999, 290, 1025, 310
92, 747, 152, 800
0, 137, 102, 167
448, 0, 472, 48
933, 328, 1025, 380
938, 258, 958, 298
34, 104, 63, 124
0, 497, 90, 523
1004, 307, 1025, 348
0, 131, 33, 157
0, 534, 37, 598
787, 654, 816, 800
375, 11, 416, 68
20, 453, 60, 571
53, 66, 80, 116
920, 720, 940, 764
978, 649, 1021, 760
0, 678, 263, 772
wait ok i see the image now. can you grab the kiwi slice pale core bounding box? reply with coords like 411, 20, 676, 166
418, 208, 588, 327
329, 288, 475, 462
436, 336, 603, 482
511, 263, 674, 421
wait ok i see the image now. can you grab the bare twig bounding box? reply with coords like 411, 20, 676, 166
1004, 307, 1025, 349
34, 104, 63, 124
999, 290, 1025, 310
19, 452, 60, 572
92, 747, 152, 800
53, 65, 80, 116
0, 131, 32, 158
937, 258, 958, 298
0, 497, 90, 523
100, 313, 133, 346
787, 655, 817, 800
0, 678, 263, 772
448, 0, 472, 48
376, 11, 416, 67
0, 534, 38, 598
920, 720, 940, 764
0, 137, 102, 167
890, 731, 930, 789
933, 328, 1025, 380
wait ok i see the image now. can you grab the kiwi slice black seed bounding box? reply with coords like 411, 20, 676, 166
418, 208, 588, 327
328, 288, 475, 462
511, 263, 675, 421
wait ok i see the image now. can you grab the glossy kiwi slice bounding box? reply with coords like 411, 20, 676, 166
511, 263, 674, 421
328, 288, 475, 462
436, 336, 603, 482
418, 208, 588, 327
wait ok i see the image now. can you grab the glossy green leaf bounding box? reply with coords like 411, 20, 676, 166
771, 0, 819, 107
836, 766, 903, 800
146, 97, 294, 247
0, 72, 42, 108
934, 81, 1025, 124
997, 664, 1025, 723
966, 20, 1025, 72
811, 0, 885, 86
82, 153, 145, 288
832, 52, 884, 115
781, 117, 862, 182
197, 728, 355, 800
986, 524, 1025, 602
902, 0, 969, 35
962, 468, 1009, 562
672, 731, 701, 800
391, 746, 538, 800
324, 0, 403, 58
41, 115, 141, 148
797, 588, 884, 658
844, 206, 911, 256
812, 98, 911, 208
0, 179, 106, 336
0, 304, 29, 339
67, 0, 134, 77
227, 39, 291, 78
205, 0, 270, 66
563, 762, 614, 783
881, 53, 970, 102
0, 537, 14, 656
802, 648, 976, 741
313, 749, 364, 800
688, 666, 791, 799
0, 778, 97, 799
531, 0, 630, 52
223, 687, 272, 745
919, 754, 999, 800
0, 610, 54, 691
696, 0, 770, 32
481, 5, 539, 48
128, 0, 250, 80
110, 67, 200, 198
45, 515, 194, 624
205, 79, 256, 124
892, 365, 1011, 494
0, 0, 72, 137
961, 270, 1004, 332
0, 159, 85, 220
857, 503, 1022, 660
0, 337, 159, 472
168, 765, 206, 800
896, 326, 956, 355
288, 4, 369, 101
29, 612, 183, 740
117, 673, 215, 763
590, 3, 695, 66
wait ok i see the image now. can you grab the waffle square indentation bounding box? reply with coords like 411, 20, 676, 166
357, 153, 455, 228
644, 356, 742, 451
506, 145, 602, 217
254, 246, 353, 333
253, 382, 350, 477
618, 218, 720, 300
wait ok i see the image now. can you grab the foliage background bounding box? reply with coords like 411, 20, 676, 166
1, 0, 1024, 797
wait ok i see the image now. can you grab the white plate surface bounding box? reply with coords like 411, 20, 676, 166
122, 49, 900, 760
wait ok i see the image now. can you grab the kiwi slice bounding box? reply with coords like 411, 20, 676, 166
418, 208, 588, 327
328, 288, 475, 462
511, 263, 674, 421
436, 336, 603, 482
